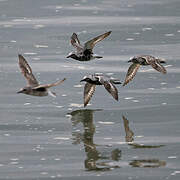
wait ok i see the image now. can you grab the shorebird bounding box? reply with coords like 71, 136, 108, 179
17, 54, 66, 97
67, 31, 112, 61
80, 74, 121, 107
123, 55, 167, 86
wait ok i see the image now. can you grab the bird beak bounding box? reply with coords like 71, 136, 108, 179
17, 90, 23, 94
128, 60, 132, 63
66, 52, 73, 58
80, 79, 85, 82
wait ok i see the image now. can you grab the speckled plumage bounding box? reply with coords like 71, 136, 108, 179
80, 74, 121, 107
123, 55, 167, 86
67, 31, 111, 61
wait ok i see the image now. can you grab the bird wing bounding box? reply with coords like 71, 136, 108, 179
70, 33, 83, 51
99, 77, 118, 101
32, 78, 66, 89
84, 83, 96, 107
18, 54, 39, 87
123, 63, 141, 86
84, 31, 111, 50
149, 60, 167, 74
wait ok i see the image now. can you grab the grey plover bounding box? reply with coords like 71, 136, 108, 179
123, 55, 167, 86
80, 74, 121, 107
17, 54, 66, 97
67, 31, 111, 61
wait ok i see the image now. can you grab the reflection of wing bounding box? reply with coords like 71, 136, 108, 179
102, 81, 118, 101
122, 115, 134, 142
70, 33, 83, 51
32, 78, 66, 89
84, 31, 111, 50
149, 60, 167, 74
123, 63, 141, 86
84, 83, 96, 107
18, 54, 39, 87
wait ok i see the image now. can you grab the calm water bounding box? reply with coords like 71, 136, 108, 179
0, 0, 180, 179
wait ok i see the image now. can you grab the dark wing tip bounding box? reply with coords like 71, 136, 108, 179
123, 78, 130, 86
104, 31, 112, 37
18, 54, 24, 60
84, 97, 89, 107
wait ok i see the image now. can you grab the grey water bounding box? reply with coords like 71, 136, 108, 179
0, 0, 180, 179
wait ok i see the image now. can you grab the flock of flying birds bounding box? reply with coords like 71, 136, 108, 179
17, 31, 167, 107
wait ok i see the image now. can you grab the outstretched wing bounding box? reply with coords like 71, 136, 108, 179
99, 77, 118, 101
32, 78, 66, 89
84, 31, 111, 50
149, 60, 167, 74
123, 63, 141, 86
18, 54, 39, 87
84, 83, 96, 107
70, 33, 83, 51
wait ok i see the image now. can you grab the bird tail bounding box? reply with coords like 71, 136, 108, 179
110, 78, 122, 84
48, 90, 56, 97
157, 58, 166, 64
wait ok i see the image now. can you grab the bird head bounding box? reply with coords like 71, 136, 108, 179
66, 52, 78, 59
17, 87, 27, 94
128, 56, 139, 63
80, 76, 92, 83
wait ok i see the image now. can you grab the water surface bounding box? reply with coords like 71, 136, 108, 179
0, 0, 180, 179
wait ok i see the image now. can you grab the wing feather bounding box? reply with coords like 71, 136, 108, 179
149, 60, 167, 74
18, 54, 39, 87
32, 78, 66, 89
84, 83, 96, 107
102, 81, 118, 101
70, 33, 83, 51
123, 63, 141, 86
84, 31, 111, 50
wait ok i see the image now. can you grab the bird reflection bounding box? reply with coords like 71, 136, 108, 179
69, 109, 121, 171
130, 159, 166, 168
122, 114, 166, 168
122, 115, 134, 142
122, 114, 165, 149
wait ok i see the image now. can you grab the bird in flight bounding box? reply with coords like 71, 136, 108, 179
17, 54, 66, 97
123, 55, 167, 86
80, 73, 121, 107
67, 31, 111, 61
